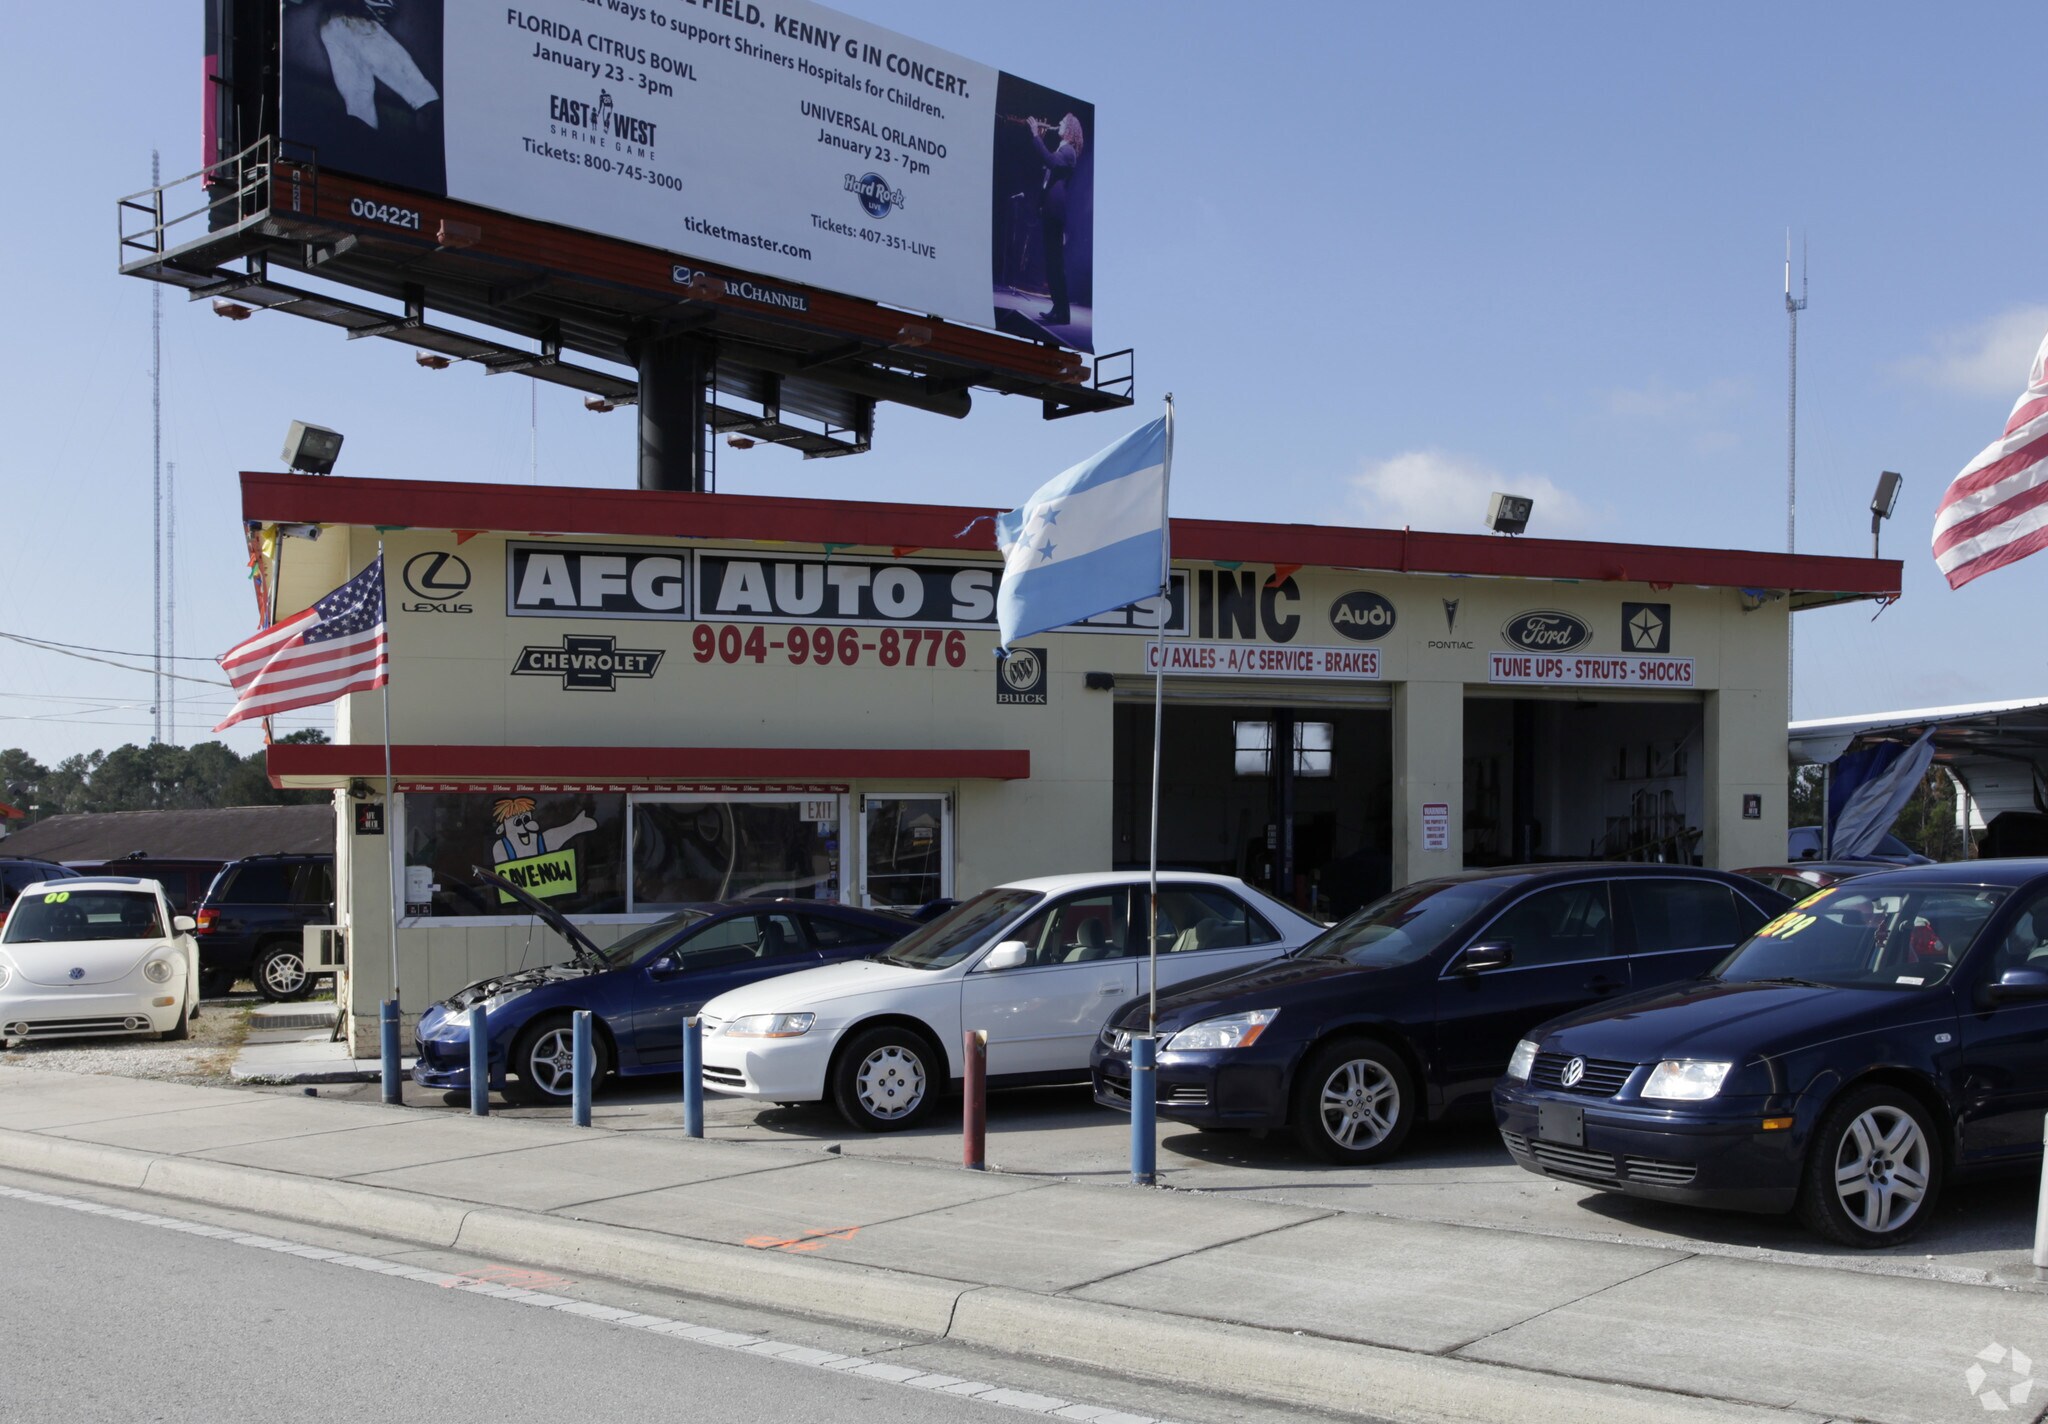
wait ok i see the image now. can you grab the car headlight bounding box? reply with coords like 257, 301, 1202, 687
1163, 1008, 1277, 1053
1642, 1059, 1733, 1101
1506, 1039, 1538, 1081
143, 958, 175, 984
724, 1013, 815, 1039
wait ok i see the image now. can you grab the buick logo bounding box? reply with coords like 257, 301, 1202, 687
1560, 1056, 1586, 1088
1330, 591, 1397, 642
1001, 648, 1043, 691
1503, 610, 1591, 653
403, 552, 472, 601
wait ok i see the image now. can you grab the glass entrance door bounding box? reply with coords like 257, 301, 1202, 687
861, 794, 951, 910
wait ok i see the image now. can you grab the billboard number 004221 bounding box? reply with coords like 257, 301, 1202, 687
691, 624, 967, 669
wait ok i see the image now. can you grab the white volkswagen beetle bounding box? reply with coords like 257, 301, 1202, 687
0, 878, 202, 1043
697, 871, 1321, 1131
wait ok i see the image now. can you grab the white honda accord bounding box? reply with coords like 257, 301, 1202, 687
697, 871, 1321, 1131
0, 878, 202, 1044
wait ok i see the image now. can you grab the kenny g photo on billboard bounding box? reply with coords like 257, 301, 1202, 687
991, 72, 1095, 352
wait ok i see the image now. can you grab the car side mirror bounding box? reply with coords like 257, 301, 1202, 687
173, 915, 196, 934
1985, 966, 2048, 1005
1455, 941, 1513, 974
647, 952, 683, 978
981, 941, 1030, 972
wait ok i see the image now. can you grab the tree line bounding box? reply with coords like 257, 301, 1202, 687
1, 731, 330, 819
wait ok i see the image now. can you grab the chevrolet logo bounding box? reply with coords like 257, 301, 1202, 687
511, 634, 664, 691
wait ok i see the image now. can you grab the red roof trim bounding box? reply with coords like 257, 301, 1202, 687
240, 472, 1901, 597
267, 743, 1028, 787
0, 800, 23, 820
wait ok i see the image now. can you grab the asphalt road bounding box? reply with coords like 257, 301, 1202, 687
0, 1187, 1179, 1424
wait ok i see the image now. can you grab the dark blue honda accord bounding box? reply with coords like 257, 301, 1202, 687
1495, 859, 2048, 1246
1092, 864, 1788, 1163
414, 868, 914, 1104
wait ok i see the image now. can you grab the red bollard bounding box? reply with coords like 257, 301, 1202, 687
963, 1028, 988, 1170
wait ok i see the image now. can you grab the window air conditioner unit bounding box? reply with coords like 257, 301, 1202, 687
303, 925, 346, 977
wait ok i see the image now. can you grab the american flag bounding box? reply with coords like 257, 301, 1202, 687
1934, 329, 2048, 589
214, 557, 388, 731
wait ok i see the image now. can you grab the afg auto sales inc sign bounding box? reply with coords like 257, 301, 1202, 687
1490, 608, 1693, 687
506, 544, 1186, 634
277, 0, 1099, 348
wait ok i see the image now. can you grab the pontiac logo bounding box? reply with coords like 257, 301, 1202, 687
1502, 610, 1591, 653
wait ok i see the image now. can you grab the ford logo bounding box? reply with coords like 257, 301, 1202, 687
1329, 590, 1397, 642
1503, 610, 1591, 653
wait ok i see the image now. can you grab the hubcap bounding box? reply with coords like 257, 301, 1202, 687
1319, 1058, 1399, 1150
1833, 1105, 1930, 1235
855, 1044, 926, 1121
528, 1028, 578, 1098
263, 952, 306, 996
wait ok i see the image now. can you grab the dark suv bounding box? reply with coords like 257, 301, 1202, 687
194, 854, 335, 1000
1092, 864, 1790, 1164
69, 856, 224, 918
0, 857, 79, 926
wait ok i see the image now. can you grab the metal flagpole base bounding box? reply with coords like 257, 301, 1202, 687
1130, 1033, 1157, 1186
379, 998, 402, 1106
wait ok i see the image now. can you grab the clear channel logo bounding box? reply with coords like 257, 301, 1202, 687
847, 172, 907, 218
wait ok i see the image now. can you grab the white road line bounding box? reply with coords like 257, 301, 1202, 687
0, 1182, 1186, 1424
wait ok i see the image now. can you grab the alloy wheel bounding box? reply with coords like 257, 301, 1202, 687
527, 1027, 578, 1099
261, 951, 307, 998
1831, 1105, 1931, 1236
1317, 1057, 1400, 1151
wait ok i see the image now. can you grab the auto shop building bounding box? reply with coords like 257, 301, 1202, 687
237, 472, 1900, 1048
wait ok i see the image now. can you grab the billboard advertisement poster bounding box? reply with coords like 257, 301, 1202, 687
278, 1, 1096, 350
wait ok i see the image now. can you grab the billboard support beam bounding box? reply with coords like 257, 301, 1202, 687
639, 334, 711, 493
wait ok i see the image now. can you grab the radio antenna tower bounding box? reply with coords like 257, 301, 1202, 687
151, 148, 164, 746
1784, 231, 1807, 718
167, 460, 177, 744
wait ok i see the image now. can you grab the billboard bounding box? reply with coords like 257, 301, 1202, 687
277, 1, 1096, 350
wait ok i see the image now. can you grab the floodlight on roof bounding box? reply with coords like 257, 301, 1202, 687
1486, 492, 1534, 536
282, 421, 344, 476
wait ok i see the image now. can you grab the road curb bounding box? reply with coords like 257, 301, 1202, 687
0, 1126, 1816, 1424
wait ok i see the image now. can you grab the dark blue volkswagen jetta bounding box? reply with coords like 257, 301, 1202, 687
414, 869, 914, 1103
1495, 860, 2048, 1246
1092, 864, 1788, 1163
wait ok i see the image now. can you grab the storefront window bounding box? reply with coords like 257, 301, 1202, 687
402, 792, 627, 917
1233, 721, 1334, 777
632, 799, 841, 909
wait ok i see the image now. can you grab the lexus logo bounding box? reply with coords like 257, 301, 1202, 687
1560, 1056, 1586, 1088
402, 552, 474, 614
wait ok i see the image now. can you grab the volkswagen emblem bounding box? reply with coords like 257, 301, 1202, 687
1560, 1056, 1586, 1088
68, 967, 86, 981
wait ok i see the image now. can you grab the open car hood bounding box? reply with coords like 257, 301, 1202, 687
443, 961, 593, 1011
469, 864, 607, 971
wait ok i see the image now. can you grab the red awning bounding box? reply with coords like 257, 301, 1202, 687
267, 743, 1028, 790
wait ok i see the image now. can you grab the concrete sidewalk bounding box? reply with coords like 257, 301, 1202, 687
1, 1065, 2038, 1424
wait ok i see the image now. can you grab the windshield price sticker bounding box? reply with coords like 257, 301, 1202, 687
42, 890, 70, 904
1756, 912, 1821, 940
1488, 654, 1695, 687
691, 622, 968, 668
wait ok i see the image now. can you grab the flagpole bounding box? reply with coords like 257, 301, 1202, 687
1133, 396, 1173, 1190
377, 539, 402, 1106
1148, 395, 1174, 1038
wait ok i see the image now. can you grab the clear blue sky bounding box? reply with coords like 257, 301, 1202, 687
3, 1, 2043, 765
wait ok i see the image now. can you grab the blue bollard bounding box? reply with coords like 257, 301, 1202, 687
1130, 1032, 1157, 1186
468, 1002, 490, 1117
571, 1010, 593, 1127
682, 1015, 704, 1138
380, 998, 403, 1106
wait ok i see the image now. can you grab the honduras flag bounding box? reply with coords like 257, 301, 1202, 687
995, 411, 1172, 650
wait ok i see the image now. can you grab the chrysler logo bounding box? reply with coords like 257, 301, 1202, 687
1560, 1056, 1586, 1088
1503, 610, 1592, 653
1622, 601, 1672, 653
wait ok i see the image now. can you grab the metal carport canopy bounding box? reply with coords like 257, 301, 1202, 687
1789, 696, 2048, 816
